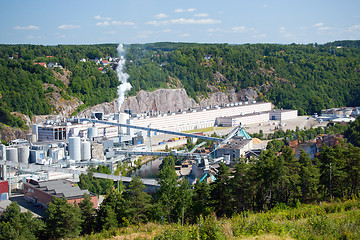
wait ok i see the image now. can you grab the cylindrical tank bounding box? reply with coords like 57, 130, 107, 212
68, 137, 81, 161
119, 113, 130, 134
18, 146, 30, 163
0, 144, 6, 161
6, 148, 18, 162
26, 134, 37, 143
87, 127, 98, 140
32, 124, 38, 141
81, 141, 91, 161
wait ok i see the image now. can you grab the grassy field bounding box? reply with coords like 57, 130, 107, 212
76, 198, 360, 240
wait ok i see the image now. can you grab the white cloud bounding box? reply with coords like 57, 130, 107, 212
96, 21, 110, 27
96, 21, 135, 27
231, 26, 254, 33
154, 13, 168, 19
26, 35, 41, 39
318, 26, 331, 31
348, 24, 360, 31
253, 33, 267, 38
163, 29, 172, 33
174, 8, 196, 13
263, 4, 269, 8
138, 31, 153, 39
194, 13, 209, 17
279, 26, 295, 39
14, 25, 40, 30
94, 15, 111, 21
146, 18, 221, 25
111, 21, 135, 26
313, 22, 324, 28
58, 24, 80, 30
180, 33, 190, 37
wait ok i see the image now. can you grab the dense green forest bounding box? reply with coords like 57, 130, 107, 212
0, 44, 119, 127
1, 41, 360, 128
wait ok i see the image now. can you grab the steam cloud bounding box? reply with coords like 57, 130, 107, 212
116, 44, 132, 112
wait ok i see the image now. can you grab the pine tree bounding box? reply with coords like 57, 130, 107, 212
299, 149, 320, 202
124, 176, 152, 224
78, 193, 95, 235
45, 197, 83, 239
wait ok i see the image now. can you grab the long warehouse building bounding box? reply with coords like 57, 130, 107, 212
129, 102, 273, 134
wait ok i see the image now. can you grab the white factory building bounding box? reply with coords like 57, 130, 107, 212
130, 102, 298, 132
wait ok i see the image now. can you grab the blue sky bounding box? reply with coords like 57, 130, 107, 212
1, 0, 359, 45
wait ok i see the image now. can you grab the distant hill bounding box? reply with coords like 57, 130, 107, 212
0, 41, 360, 128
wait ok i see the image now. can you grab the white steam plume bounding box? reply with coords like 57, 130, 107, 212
116, 43, 132, 112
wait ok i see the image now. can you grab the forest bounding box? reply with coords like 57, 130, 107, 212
1, 117, 360, 239
1, 41, 360, 128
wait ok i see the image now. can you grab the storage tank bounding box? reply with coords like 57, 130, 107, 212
119, 113, 130, 134
32, 124, 38, 141
68, 137, 81, 161
81, 141, 91, 161
0, 144, 6, 161
88, 127, 98, 140
26, 134, 37, 143
6, 148, 18, 162
18, 146, 30, 163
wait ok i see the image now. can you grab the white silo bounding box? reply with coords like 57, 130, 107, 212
88, 127, 98, 140
119, 113, 130, 134
68, 137, 81, 161
6, 148, 18, 162
32, 124, 38, 141
18, 146, 30, 163
0, 144, 6, 161
81, 141, 91, 161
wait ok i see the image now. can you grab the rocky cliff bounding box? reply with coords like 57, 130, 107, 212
78, 88, 258, 117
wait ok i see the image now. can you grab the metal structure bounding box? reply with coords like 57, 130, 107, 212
80, 118, 223, 142
115, 149, 203, 158
0, 160, 158, 186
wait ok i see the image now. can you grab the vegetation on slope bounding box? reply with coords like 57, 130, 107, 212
1, 41, 360, 128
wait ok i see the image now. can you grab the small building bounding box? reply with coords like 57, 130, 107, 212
23, 179, 97, 208
269, 109, 298, 121
215, 136, 253, 162
33, 62, 47, 68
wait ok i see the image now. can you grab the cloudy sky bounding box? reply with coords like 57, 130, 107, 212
1, 0, 359, 45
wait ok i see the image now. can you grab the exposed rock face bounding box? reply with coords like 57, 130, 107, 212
121, 89, 197, 113
199, 88, 258, 108
77, 87, 258, 117
0, 124, 29, 142
43, 83, 83, 118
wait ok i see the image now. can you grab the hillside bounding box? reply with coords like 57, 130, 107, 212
0, 41, 360, 128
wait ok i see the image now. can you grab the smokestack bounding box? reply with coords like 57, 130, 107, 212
116, 44, 132, 113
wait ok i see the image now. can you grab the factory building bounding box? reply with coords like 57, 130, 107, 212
214, 136, 253, 162
23, 179, 97, 208
216, 112, 270, 127
269, 109, 298, 121
130, 102, 273, 134
36, 121, 118, 142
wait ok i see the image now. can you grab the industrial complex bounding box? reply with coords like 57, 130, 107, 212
4, 100, 358, 209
